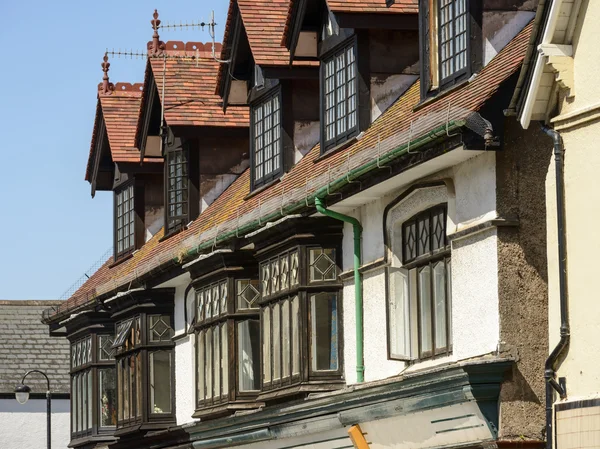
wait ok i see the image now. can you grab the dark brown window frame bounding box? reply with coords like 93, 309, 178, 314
69, 331, 117, 443
165, 145, 190, 234
114, 182, 135, 261
320, 36, 359, 152
387, 204, 452, 362
113, 311, 175, 433
437, 0, 469, 88
192, 272, 262, 418
258, 244, 343, 397
418, 0, 482, 99
250, 86, 284, 190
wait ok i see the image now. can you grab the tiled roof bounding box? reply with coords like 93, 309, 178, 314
48, 22, 532, 323
0, 300, 70, 394
237, 0, 319, 67
148, 42, 249, 128
327, 0, 419, 14
86, 83, 160, 181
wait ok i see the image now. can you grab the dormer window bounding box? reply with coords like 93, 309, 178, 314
251, 88, 283, 189
165, 147, 189, 233
115, 183, 136, 260
439, 0, 468, 84
322, 39, 358, 151
420, 0, 481, 97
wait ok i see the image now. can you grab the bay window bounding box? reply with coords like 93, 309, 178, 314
387, 204, 452, 361
112, 308, 175, 432
69, 329, 116, 444
188, 254, 262, 418
253, 219, 344, 400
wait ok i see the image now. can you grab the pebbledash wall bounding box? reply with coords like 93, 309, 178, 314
0, 398, 70, 449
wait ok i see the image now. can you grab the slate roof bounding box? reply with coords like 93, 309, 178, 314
0, 300, 70, 394
44, 22, 533, 324
86, 82, 160, 182
147, 41, 249, 128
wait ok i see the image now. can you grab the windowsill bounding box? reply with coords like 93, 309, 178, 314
69, 434, 117, 448
313, 136, 358, 164
159, 225, 187, 243
412, 78, 471, 113
244, 177, 281, 201
192, 399, 264, 420
109, 252, 134, 269
257, 379, 345, 402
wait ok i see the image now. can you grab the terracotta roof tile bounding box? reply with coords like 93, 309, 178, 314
327, 0, 418, 14
148, 42, 249, 128
86, 83, 160, 181
52, 22, 532, 322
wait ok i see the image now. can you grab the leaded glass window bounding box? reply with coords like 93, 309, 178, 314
237, 279, 260, 310
388, 204, 452, 360
70, 332, 116, 442
115, 184, 135, 258
260, 250, 300, 301
322, 41, 358, 151
196, 323, 229, 404
438, 0, 468, 83
113, 312, 175, 429
166, 148, 189, 233
196, 279, 228, 324
252, 89, 282, 188
309, 248, 337, 282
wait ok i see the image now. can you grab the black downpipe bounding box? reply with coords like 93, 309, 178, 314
541, 124, 570, 449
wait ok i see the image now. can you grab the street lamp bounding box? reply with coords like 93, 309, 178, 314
14, 369, 52, 449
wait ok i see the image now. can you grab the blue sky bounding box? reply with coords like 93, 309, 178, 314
0, 1, 229, 299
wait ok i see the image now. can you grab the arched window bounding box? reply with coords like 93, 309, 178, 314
386, 187, 453, 361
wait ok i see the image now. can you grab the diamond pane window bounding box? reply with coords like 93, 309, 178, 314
252, 89, 282, 188
403, 206, 447, 264
322, 41, 358, 151
149, 315, 174, 342
195, 280, 228, 324
166, 148, 189, 233
309, 248, 337, 282
439, 0, 468, 82
237, 279, 260, 310
115, 184, 135, 259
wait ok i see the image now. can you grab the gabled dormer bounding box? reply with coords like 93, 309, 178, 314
87, 55, 164, 263
285, 0, 420, 154
137, 10, 250, 239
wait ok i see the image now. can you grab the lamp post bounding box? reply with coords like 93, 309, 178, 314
14, 369, 51, 449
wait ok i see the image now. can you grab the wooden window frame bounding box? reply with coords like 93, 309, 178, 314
69, 331, 116, 443
113, 311, 175, 432
164, 145, 189, 235
386, 204, 452, 362
320, 37, 359, 152
419, 0, 482, 99
250, 86, 284, 190
258, 244, 343, 396
192, 272, 262, 418
114, 181, 141, 261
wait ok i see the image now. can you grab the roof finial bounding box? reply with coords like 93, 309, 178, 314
149, 9, 165, 57
100, 52, 114, 95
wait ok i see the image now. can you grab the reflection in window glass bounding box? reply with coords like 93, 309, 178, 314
99, 368, 116, 427
150, 351, 172, 414
419, 266, 433, 355
263, 308, 271, 384
389, 268, 411, 359
272, 303, 281, 381
311, 293, 338, 371
238, 320, 261, 391
292, 296, 300, 375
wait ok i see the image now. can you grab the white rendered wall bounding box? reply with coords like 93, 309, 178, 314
0, 398, 70, 449
172, 280, 196, 426
341, 152, 499, 384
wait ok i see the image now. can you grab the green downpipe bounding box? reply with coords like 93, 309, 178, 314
314, 197, 364, 383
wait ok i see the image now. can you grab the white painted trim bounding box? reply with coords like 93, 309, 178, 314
519, 0, 565, 129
